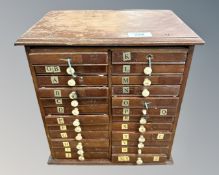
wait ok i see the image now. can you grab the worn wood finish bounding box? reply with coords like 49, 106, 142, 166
16, 10, 204, 165
15, 10, 204, 46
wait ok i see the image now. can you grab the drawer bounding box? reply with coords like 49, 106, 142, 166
112, 49, 187, 63
112, 85, 180, 96
112, 146, 169, 154
38, 87, 108, 98
47, 125, 109, 131
112, 141, 169, 147
45, 115, 109, 125
44, 104, 108, 115
41, 98, 108, 106
48, 131, 109, 139
112, 64, 184, 75
52, 152, 109, 159
37, 75, 108, 87
112, 131, 172, 141
29, 52, 108, 64
112, 108, 177, 116
112, 75, 182, 85
112, 97, 179, 108
112, 154, 167, 164
34, 65, 107, 75
112, 123, 173, 131
113, 115, 175, 123
52, 147, 109, 152
51, 139, 109, 148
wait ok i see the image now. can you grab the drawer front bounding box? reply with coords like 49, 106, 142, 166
38, 87, 108, 98
51, 139, 109, 148
112, 146, 169, 154
52, 147, 109, 152
29, 52, 108, 64
112, 75, 182, 85
112, 141, 169, 147
48, 131, 109, 139
112, 64, 184, 75
34, 65, 108, 75
112, 131, 172, 141
47, 125, 109, 131
44, 104, 108, 115
53, 152, 109, 159
112, 97, 179, 108
45, 115, 109, 125
112, 115, 175, 123
112, 123, 173, 132
41, 98, 108, 106
37, 76, 108, 87
112, 154, 167, 164
112, 108, 177, 116
112, 49, 187, 63
112, 85, 180, 96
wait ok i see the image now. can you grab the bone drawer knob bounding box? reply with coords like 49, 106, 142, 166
69, 91, 77, 99
71, 100, 79, 107
142, 89, 150, 97
68, 79, 76, 86
143, 78, 151, 86
138, 135, 146, 143
73, 119, 80, 127
144, 67, 152, 75
72, 108, 79, 115
66, 67, 75, 75
136, 157, 143, 165
74, 126, 82, 133
140, 117, 147, 124
75, 133, 83, 141
139, 125, 146, 133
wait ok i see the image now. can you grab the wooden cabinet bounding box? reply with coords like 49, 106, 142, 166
15, 10, 204, 165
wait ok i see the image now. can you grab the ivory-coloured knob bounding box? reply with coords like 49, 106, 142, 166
71, 100, 79, 107
136, 157, 143, 165
139, 125, 146, 133
142, 109, 147, 115
72, 108, 79, 115
77, 149, 84, 155
74, 126, 81, 133
144, 67, 152, 75
138, 149, 142, 154
69, 91, 77, 99
78, 155, 85, 161
138, 142, 144, 149
138, 135, 146, 143
75, 133, 82, 141
76, 142, 83, 149
143, 78, 151, 86
140, 117, 147, 124
68, 79, 76, 86
142, 89, 150, 97
66, 67, 75, 75
73, 119, 80, 127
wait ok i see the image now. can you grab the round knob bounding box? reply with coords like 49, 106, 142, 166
142, 109, 147, 115
72, 108, 79, 115
75, 133, 82, 141
138, 149, 142, 154
73, 119, 80, 127
71, 100, 79, 107
74, 126, 81, 133
144, 67, 152, 75
69, 91, 77, 99
142, 89, 150, 97
139, 125, 146, 133
76, 142, 83, 149
140, 117, 147, 124
77, 149, 84, 155
138, 142, 144, 149
78, 155, 85, 161
68, 79, 76, 86
136, 157, 143, 165
143, 78, 151, 86
138, 135, 146, 143
66, 67, 75, 75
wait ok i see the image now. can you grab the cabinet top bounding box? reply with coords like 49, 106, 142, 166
15, 10, 204, 46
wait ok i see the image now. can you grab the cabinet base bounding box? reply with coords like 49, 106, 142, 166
48, 156, 173, 165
